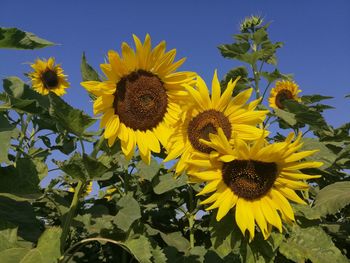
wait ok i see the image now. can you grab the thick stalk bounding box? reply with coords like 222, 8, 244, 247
60, 180, 85, 253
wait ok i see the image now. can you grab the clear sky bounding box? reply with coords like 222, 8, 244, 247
1, 0, 349, 128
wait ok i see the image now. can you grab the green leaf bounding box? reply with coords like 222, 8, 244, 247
81, 52, 100, 100
252, 28, 268, 45
279, 226, 348, 263
48, 93, 96, 137
218, 42, 250, 59
81, 52, 100, 82
0, 227, 61, 263
0, 27, 54, 49
0, 197, 42, 242
274, 108, 297, 126
55, 153, 109, 180
114, 193, 141, 232
260, 69, 290, 84
160, 231, 190, 253
124, 235, 153, 263
0, 159, 41, 198
302, 138, 337, 169
0, 248, 31, 263
313, 181, 350, 217
220, 66, 250, 96
152, 173, 187, 194
135, 159, 161, 181
0, 220, 18, 252
0, 114, 16, 163
301, 94, 333, 104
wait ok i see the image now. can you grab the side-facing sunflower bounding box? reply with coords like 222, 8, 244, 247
29, 57, 69, 96
187, 128, 322, 241
81, 35, 195, 164
269, 80, 301, 109
164, 71, 269, 174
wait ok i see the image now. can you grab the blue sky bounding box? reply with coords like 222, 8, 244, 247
1, 0, 349, 127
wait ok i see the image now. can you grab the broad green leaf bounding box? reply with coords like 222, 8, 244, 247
0, 247, 31, 263
160, 231, 190, 253
55, 153, 109, 180
135, 159, 161, 181
260, 69, 290, 83
0, 197, 42, 242
0, 159, 41, 197
3, 77, 50, 109
0, 114, 16, 163
124, 235, 152, 263
301, 138, 337, 169
218, 42, 250, 59
48, 93, 96, 137
274, 108, 296, 126
252, 28, 268, 45
0, 27, 54, 49
220, 66, 250, 96
152, 173, 187, 194
0, 228, 61, 263
313, 181, 350, 217
0, 220, 18, 252
279, 226, 348, 263
30, 227, 61, 263
114, 193, 141, 231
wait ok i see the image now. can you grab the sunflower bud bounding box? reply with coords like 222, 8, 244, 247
240, 15, 263, 33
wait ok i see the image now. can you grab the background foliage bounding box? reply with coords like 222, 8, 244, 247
0, 19, 349, 263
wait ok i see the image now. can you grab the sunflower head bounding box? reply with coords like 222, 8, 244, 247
187, 128, 322, 241
29, 57, 69, 96
164, 70, 269, 174
269, 80, 301, 109
81, 34, 195, 164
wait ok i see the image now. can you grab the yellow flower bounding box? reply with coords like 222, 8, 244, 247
164, 71, 269, 174
81, 35, 195, 164
269, 80, 301, 109
29, 57, 69, 96
68, 181, 93, 198
187, 128, 322, 241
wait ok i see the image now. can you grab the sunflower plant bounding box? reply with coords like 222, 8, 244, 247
0, 18, 349, 263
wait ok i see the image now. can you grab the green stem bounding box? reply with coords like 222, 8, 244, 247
252, 63, 261, 100
188, 186, 195, 249
79, 137, 86, 155
60, 180, 85, 253
91, 136, 105, 158
15, 114, 32, 163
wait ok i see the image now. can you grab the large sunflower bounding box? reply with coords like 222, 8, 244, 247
81, 35, 195, 164
29, 57, 69, 96
187, 129, 322, 241
164, 71, 269, 174
269, 80, 301, 109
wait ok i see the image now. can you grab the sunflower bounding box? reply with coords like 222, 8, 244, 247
269, 80, 301, 109
29, 57, 69, 96
187, 129, 322, 241
68, 181, 93, 198
163, 71, 269, 174
81, 35, 195, 164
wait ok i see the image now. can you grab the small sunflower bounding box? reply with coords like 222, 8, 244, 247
29, 57, 69, 96
164, 71, 269, 174
81, 34, 195, 164
68, 181, 93, 198
269, 80, 301, 109
187, 129, 322, 241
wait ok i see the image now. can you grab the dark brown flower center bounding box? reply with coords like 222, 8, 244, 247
222, 160, 277, 200
187, 110, 231, 153
42, 70, 59, 89
275, 89, 293, 109
113, 70, 168, 131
